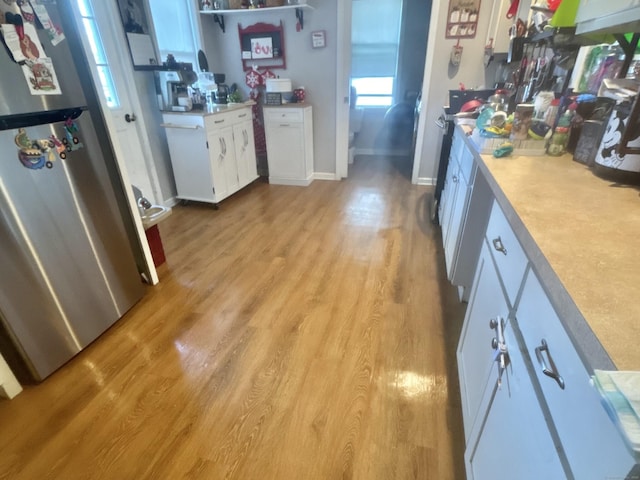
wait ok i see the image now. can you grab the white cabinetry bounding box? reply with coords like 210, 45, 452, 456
440, 128, 492, 300
162, 107, 257, 205
517, 270, 636, 479
576, 0, 640, 34
264, 105, 314, 186
486, 0, 514, 53
458, 199, 637, 479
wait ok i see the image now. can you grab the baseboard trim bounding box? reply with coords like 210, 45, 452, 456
268, 176, 314, 186
314, 172, 339, 181
416, 177, 436, 186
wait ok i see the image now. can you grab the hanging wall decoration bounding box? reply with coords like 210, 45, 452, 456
116, 0, 159, 69
446, 0, 480, 39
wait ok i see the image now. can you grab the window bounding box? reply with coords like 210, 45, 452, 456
351, 0, 402, 107
75, 0, 119, 108
148, 0, 200, 67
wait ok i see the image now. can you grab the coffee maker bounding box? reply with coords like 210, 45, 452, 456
154, 69, 198, 112
212, 73, 229, 104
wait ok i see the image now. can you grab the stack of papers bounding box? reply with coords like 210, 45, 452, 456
592, 370, 640, 458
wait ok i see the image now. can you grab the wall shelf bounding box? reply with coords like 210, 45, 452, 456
200, 4, 313, 33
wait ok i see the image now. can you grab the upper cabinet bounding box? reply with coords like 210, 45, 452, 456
575, 0, 640, 34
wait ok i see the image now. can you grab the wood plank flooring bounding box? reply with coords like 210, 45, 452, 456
0, 154, 467, 479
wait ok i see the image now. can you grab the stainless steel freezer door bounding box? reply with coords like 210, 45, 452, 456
0, 5, 87, 117
0, 113, 144, 380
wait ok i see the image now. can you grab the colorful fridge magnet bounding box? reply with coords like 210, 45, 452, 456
17, 0, 35, 23
22, 57, 62, 95
30, 2, 65, 46
62, 118, 83, 152
14, 128, 55, 169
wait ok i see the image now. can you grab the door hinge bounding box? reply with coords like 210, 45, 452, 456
212, 186, 215, 194
206, 141, 209, 149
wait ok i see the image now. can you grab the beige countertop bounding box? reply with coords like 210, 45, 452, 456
163, 101, 255, 117
467, 131, 640, 370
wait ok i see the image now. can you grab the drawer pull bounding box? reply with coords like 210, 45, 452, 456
452, 175, 459, 183
535, 339, 565, 390
492, 236, 507, 255
214, 119, 225, 124
279, 124, 290, 127
238, 113, 247, 118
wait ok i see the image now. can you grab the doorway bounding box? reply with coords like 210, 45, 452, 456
336, 0, 432, 181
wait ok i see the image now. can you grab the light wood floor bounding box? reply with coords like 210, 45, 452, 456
0, 155, 467, 479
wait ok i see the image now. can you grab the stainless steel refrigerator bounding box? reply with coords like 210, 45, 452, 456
0, 1, 144, 380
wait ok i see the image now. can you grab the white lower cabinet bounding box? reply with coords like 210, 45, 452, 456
517, 269, 636, 479
467, 326, 567, 480
264, 105, 314, 186
458, 198, 637, 479
162, 107, 258, 205
457, 241, 509, 440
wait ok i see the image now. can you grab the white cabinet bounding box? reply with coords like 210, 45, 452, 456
457, 198, 637, 479
486, 0, 514, 53
264, 105, 314, 186
576, 0, 640, 34
162, 106, 258, 205
466, 326, 567, 480
517, 269, 636, 479
457, 240, 510, 440
440, 128, 493, 300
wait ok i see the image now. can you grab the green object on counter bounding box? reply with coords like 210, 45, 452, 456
493, 142, 514, 158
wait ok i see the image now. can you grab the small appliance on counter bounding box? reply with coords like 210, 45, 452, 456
212, 73, 229, 104
154, 67, 198, 112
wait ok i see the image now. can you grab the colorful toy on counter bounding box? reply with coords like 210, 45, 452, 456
493, 141, 514, 158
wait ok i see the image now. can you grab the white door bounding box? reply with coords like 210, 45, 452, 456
335, 1, 352, 180
71, 0, 159, 285
71, 0, 161, 204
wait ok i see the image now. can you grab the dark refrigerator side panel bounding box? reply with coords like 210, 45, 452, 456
0, 115, 144, 381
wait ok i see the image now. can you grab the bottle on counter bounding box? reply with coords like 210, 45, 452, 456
547, 109, 573, 156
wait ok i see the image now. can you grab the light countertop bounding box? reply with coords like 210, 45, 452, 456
163, 101, 255, 116
466, 130, 640, 371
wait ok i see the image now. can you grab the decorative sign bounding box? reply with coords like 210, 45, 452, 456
265, 92, 282, 105
251, 37, 273, 59
446, 0, 481, 39
116, 0, 159, 68
311, 30, 326, 49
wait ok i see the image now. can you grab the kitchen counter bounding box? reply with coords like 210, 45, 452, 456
463, 127, 640, 371
166, 100, 255, 116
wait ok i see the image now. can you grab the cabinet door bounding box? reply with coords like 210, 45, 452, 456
233, 119, 257, 188
466, 326, 567, 480
265, 123, 305, 180
206, 127, 235, 202
517, 270, 636, 479
164, 124, 214, 203
457, 241, 510, 439
439, 158, 459, 247
444, 165, 470, 280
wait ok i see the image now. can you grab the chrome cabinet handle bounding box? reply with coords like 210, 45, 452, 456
492, 236, 507, 255
535, 339, 565, 390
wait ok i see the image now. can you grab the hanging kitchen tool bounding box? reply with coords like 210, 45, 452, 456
197, 49, 209, 73
506, 0, 520, 19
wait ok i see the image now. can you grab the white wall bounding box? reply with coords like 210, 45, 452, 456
200, 3, 338, 175
414, 0, 495, 183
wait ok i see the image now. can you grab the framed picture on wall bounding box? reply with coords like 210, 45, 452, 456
446, 0, 481, 39
116, 0, 160, 69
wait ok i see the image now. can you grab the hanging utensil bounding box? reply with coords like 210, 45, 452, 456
197, 49, 209, 72
507, 0, 520, 19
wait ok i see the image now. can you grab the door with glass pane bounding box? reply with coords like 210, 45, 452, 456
72, 0, 159, 203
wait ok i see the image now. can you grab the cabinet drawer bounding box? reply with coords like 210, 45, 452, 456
264, 108, 303, 123
229, 108, 252, 123
205, 111, 235, 129
485, 200, 527, 306
517, 270, 635, 479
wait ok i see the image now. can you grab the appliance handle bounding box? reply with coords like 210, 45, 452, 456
0, 107, 85, 131
160, 123, 201, 130
435, 115, 447, 129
